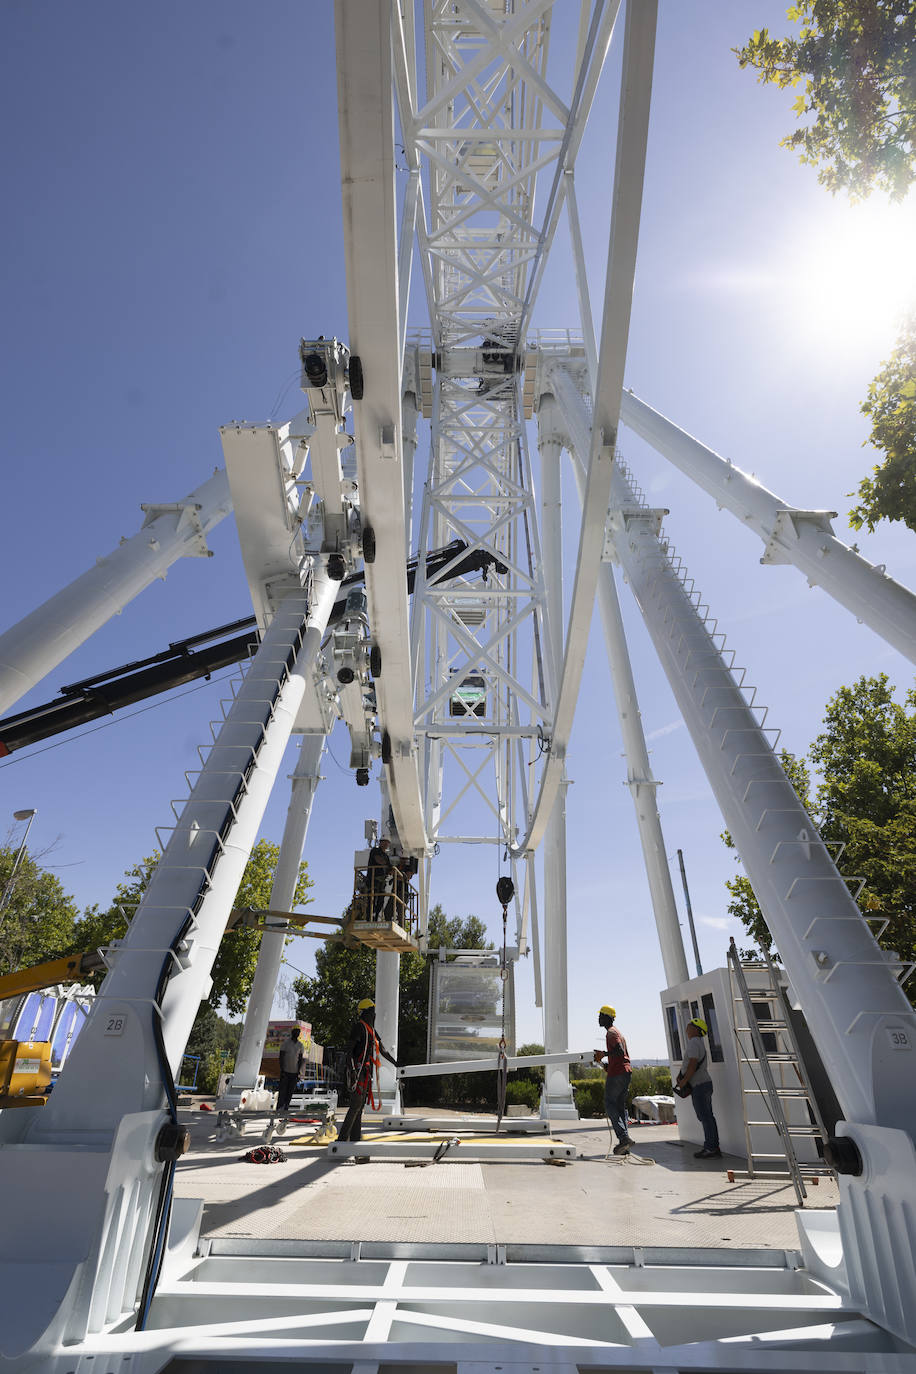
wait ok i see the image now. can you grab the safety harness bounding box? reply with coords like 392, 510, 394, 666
350, 1016, 382, 1110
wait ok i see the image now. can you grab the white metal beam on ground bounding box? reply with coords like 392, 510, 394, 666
335, 0, 427, 852
0, 467, 231, 716
327, 1138, 576, 1161
620, 390, 916, 665
381, 1114, 549, 1133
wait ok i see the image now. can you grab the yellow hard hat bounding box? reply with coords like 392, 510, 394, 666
357, 998, 375, 1012
689, 1016, 708, 1034
599, 1005, 616, 1018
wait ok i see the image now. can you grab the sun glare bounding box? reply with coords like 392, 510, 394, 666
791, 197, 916, 357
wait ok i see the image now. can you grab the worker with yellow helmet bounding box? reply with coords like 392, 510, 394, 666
675, 1016, 721, 1159
594, 1004, 633, 1155
337, 997, 399, 1157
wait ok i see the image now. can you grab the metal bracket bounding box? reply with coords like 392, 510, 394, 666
140, 501, 212, 557
760, 509, 838, 565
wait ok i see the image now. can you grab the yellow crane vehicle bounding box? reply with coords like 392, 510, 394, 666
0, 950, 105, 1109
0, 907, 341, 1110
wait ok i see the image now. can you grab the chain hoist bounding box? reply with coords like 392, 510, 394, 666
495, 875, 514, 1129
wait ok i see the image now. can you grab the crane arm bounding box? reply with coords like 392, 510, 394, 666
0, 950, 107, 1000
0, 541, 495, 755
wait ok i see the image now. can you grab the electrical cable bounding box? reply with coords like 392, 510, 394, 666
268, 367, 302, 420
0, 669, 239, 770
137, 604, 310, 1329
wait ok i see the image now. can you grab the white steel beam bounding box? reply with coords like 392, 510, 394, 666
550, 366, 916, 1345
327, 1138, 576, 1161
540, 371, 689, 988
399, 1049, 593, 1077
0, 571, 339, 1350
0, 468, 231, 716
513, 0, 657, 854
226, 731, 326, 1103
336, 0, 427, 853
620, 390, 916, 665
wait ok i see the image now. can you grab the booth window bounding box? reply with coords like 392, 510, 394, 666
665, 1004, 682, 1061
701, 992, 724, 1063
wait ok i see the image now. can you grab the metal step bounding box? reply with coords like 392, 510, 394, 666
742, 1087, 810, 1097
737, 1052, 797, 1063
747, 1123, 822, 1134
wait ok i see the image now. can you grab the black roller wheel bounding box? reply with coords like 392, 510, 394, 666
381, 731, 392, 766
370, 643, 382, 679
349, 355, 364, 401
355, 766, 370, 787
362, 523, 376, 564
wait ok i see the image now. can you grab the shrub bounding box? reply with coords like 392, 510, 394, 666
628, 1065, 672, 1102
504, 1079, 539, 1109
571, 1078, 605, 1118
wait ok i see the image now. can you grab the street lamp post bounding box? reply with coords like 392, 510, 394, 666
0, 808, 37, 915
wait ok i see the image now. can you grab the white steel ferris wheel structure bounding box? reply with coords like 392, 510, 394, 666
0, 2, 915, 1369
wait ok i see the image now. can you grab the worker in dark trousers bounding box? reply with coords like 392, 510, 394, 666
594, 1004, 633, 1155
366, 837, 394, 919
277, 1027, 304, 1113
338, 998, 398, 1159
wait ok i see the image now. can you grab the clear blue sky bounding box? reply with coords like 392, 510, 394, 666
2, 3, 914, 1058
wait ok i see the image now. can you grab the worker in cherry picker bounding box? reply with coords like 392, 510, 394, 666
366, 836, 394, 919
337, 997, 399, 1156
594, 1004, 634, 1155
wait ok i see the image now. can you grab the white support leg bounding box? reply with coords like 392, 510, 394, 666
225, 731, 327, 1107
538, 410, 576, 1119
373, 950, 401, 1115
0, 570, 338, 1355
603, 465, 916, 1347
0, 468, 231, 715
542, 780, 577, 1119
551, 378, 689, 988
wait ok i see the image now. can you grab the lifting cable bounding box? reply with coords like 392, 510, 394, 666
495, 875, 514, 1131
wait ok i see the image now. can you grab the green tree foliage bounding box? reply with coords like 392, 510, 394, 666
629, 1065, 673, 1100
68, 839, 312, 1014
293, 904, 493, 1104
737, 7, 916, 530
723, 680, 916, 1005
0, 843, 81, 976
736, 3, 916, 202
181, 1002, 244, 1093
571, 1078, 605, 1117
809, 675, 916, 995
514, 1042, 546, 1086
572, 1066, 674, 1119
722, 751, 812, 957
850, 314, 916, 532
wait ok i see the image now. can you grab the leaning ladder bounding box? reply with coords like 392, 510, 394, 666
726, 937, 833, 1206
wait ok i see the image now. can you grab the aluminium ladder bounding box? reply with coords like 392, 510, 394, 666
727, 937, 834, 1206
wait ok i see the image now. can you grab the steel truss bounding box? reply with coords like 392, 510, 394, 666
1, 3, 916, 1370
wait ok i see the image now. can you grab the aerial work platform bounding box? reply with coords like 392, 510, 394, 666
342, 861, 420, 952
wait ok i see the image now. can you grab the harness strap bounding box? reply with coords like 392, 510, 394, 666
356, 1018, 382, 1110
